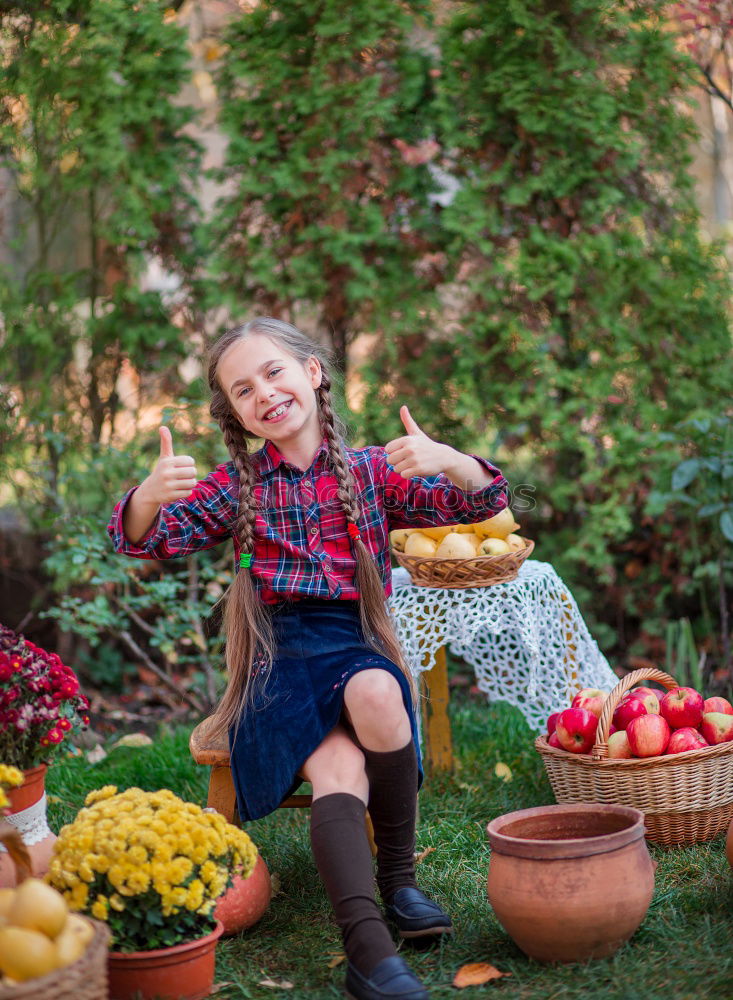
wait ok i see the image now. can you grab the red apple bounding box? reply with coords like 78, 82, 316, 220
626, 714, 670, 757
571, 687, 606, 719
612, 696, 648, 731
608, 724, 618, 736
699, 711, 733, 746
629, 686, 661, 714
703, 696, 733, 716
555, 708, 598, 754
665, 727, 709, 755
546, 712, 560, 736
548, 731, 562, 749
659, 687, 704, 729
607, 730, 632, 759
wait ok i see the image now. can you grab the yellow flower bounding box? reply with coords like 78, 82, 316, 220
0, 790, 8, 809
0, 765, 23, 786
109, 894, 126, 912
124, 870, 151, 895
185, 879, 204, 911
85, 785, 118, 806
91, 897, 109, 920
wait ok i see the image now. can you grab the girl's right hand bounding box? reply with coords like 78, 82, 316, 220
138, 426, 198, 506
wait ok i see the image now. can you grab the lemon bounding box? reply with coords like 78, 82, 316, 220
479, 538, 511, 556
404, 532, 438, 558
435, 533, 479, 559
8, 879, 68, 939
0, 926, 58, 981
475, 508, 520, 539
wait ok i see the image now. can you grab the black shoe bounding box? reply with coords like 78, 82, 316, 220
385, 888, 453, 940
344, 956, 429, 1000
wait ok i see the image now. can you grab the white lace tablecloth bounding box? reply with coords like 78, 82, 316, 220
389, 560, 617, 732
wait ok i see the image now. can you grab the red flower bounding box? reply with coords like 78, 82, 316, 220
44, 728, 64, 745
0, 663, 12, 682
57, 718, 72, 732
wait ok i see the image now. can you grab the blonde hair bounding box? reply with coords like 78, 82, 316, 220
208, 317, 415, 737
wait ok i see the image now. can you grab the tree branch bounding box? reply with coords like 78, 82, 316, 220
119, 629, 205, 714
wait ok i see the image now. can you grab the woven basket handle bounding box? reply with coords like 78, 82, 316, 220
592, 667, 679, 760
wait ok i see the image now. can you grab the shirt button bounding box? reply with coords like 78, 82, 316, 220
310, 527, 318, 535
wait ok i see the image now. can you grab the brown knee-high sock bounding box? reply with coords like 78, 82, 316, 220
361, 740, 419, 904
310, 792, 396, 976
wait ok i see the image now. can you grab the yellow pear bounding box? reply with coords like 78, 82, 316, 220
435, 532, 479, 559
453, 523, 479, 533
404, 532, 438, 558
505, 533, 525, 551
54, 926, 87, 969
8, 879, 68, 940
475, 508, 520, 539
479, 538, 511, 556
418, 525, 453, 541
61, 914, 94, 948
0, 926, 58, 981
0, 890, 15, 920
389, 528, 413, 552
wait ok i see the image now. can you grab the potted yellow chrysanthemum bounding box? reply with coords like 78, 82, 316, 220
48, 786, 258, 1000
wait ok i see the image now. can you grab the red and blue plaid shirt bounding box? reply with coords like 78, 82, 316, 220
108, 439, 509, 603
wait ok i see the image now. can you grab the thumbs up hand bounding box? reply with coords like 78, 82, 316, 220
138, 426, 198, 506
384, 405, 453, 480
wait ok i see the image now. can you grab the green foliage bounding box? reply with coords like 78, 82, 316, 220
41, 513, 228, 709
360, 0, 733, 671
209, 0, 439, 367
0, 0, 203, 511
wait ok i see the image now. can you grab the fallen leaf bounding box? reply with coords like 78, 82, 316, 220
414, 846, 436, 864
327, 954, 345, 968
258, 977, 294, 989
210, 983, 237, 995
453, 962, 510, 988
110, 732, 153, 750
86, 744, 107, 764
494, 762, 513, 783
270, 872, 282, 897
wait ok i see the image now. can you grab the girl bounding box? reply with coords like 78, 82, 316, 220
108, 317, 510, 1000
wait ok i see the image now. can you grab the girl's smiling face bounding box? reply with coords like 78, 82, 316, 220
218, 334, 323, 449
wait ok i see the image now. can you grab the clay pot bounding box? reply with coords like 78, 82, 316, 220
0, 764, 57, 888
726, 817, 733, 869
214, 853, 271, 935
107, 920, 224, 1000
487, 803, 655, 963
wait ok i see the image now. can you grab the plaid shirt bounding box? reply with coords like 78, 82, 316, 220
108, 439, 510, 603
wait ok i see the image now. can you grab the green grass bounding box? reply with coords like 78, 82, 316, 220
47, 697, 733, 1000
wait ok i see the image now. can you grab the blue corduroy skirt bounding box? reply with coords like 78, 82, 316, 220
228, 598, 423, 822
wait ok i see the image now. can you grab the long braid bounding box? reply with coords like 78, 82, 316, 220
318, 382, 416, 703
210, 413, 274, 737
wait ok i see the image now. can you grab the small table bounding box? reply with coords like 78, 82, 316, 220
388, 560, 617, 771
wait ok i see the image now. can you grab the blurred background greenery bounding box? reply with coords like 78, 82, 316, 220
1, 0, 731, 713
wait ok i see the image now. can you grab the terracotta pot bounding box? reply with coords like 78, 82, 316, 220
108, 920, 224, 1000
0, 764, 57, 888
214, 853, 271, 935
726, 817, 733, 869
487, 803, 655, 963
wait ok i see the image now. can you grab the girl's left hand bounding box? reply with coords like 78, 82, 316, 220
384, 406, 453, 479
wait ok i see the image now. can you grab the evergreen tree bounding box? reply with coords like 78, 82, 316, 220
0, 0, 202, 508
362, 0, 733, 662
209, 0, 438, 373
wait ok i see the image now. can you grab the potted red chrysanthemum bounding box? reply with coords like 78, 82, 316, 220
0, 623, 90, 885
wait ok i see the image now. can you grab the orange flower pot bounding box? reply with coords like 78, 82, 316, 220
214, 853, 271, 935
6, 763, 47, 812
107, 921, 224, 1000
0, 763, 57, 887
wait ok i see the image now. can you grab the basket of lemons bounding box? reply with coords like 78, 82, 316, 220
390, 508, 534, 589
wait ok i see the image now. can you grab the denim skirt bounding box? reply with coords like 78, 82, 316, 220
228, 598, 423, 822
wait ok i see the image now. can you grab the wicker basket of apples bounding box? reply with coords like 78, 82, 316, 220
390, 509, 534, 589
535, 668, 733, 846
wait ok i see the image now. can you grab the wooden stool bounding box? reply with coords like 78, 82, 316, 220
189, 715, 376, 853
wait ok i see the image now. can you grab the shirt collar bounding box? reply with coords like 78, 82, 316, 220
254, 437, 331, 477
